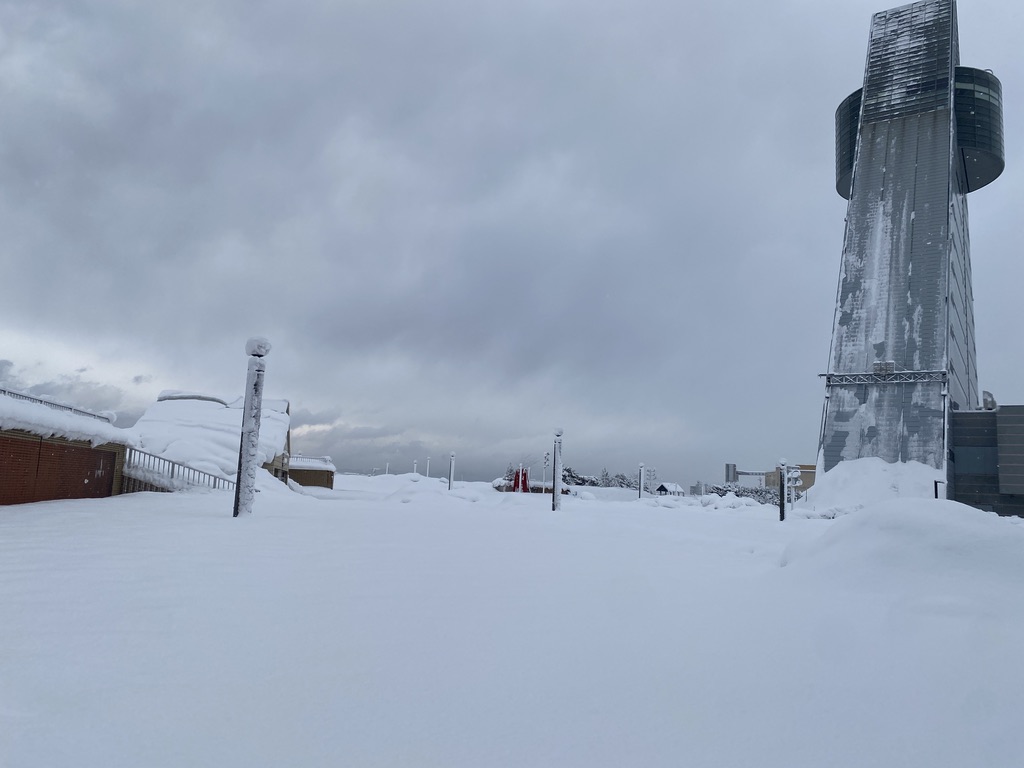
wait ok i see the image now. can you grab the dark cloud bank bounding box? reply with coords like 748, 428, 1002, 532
1, 0, 1020, 483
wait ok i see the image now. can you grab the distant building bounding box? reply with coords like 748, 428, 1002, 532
289, 455, 337, 489
656, 483, 685, 496
820, 0, 1005, 474
949, 405, 1024, 516
724, 464, 770, 487
764, 464, 817, 494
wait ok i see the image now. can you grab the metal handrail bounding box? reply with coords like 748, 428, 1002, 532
122, 447, 236, 493
0, 387, 114, 423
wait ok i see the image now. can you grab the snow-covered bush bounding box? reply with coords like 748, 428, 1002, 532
704, 483, 780, 506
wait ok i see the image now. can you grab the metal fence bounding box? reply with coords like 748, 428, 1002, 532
0, 387, 114, 423
122, 447, 236, 494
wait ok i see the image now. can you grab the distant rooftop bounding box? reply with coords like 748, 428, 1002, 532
290, 455, 337, 472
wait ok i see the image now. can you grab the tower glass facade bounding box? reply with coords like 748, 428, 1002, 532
820, 0, 1003, 474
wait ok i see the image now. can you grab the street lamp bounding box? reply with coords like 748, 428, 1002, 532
552, 430, 563, 511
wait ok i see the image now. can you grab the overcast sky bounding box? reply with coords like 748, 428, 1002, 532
1, 0, 1021, 485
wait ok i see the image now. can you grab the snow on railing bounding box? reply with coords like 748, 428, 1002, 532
0, 387, 114, 423
122, 447, 236, 494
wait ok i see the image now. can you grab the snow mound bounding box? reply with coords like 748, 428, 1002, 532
795, 457, 943, 518
781, 498, 1024, 585
246, 337, 272, 357
131, 396, 289, 480
699, 491, 761, 509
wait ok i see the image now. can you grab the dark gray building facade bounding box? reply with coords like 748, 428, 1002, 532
820, 0, 1004, 476
949, 407, 1024, 516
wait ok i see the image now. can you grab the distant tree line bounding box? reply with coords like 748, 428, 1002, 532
566, 467, 645, 490
702, 483, 780, 505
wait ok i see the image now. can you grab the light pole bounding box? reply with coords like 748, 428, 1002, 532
233, 337, 271, 517
413, 459, 418, 475
552, 430, 563, 511
779, 457, 787, 522
448, 452, 455, 491
543, 451, 550, 493
638, 463, 644, 499
426, 456, 431, 478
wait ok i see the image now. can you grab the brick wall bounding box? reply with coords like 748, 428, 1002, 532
0, 430, 126, 506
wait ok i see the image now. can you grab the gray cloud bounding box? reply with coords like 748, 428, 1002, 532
1, 0, 1020, 483
0, 360, 128, 417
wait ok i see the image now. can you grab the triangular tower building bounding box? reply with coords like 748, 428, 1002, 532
820, 0, 1004, 473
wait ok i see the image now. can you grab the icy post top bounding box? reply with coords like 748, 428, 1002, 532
246, 337, 272, 357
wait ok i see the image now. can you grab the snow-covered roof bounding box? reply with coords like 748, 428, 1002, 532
290, 455, 337, 472
0, 389, 136, 448
658, 483, 685, 493
132, 394, 290, 480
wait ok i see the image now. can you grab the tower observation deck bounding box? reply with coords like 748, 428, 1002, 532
819, 0, 1004, 474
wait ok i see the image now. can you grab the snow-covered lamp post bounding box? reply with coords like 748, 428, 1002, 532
426, 456, 431, 478
413, 459, 418, 475
448, 452, 455, 491
233, 337, 271, 518
787, 467, 803, 505
638, 463, 644, 499
552, 429, 563, 511
778, 458, 787, 522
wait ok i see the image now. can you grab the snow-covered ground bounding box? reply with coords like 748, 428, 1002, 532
3, 463, 1024, 767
